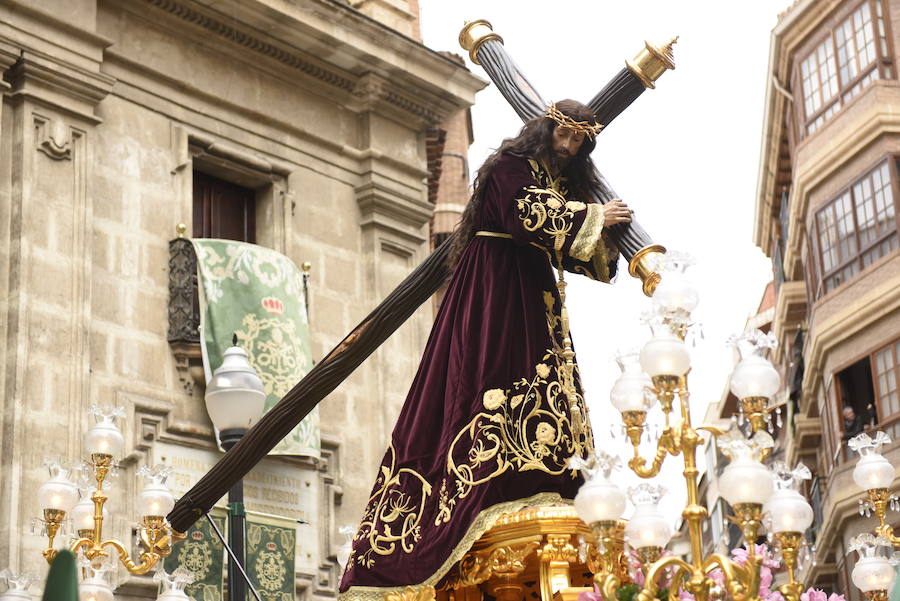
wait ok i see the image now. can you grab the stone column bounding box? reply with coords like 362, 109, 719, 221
0, 0, 113, 571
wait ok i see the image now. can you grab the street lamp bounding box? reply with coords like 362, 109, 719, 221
204, 342, 266, 601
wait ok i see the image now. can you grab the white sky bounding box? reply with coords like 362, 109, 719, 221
420, 0, 792, 522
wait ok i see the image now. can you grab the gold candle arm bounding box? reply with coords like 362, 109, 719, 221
729, 503, 764, 547
774, 531, 805, 601
701, 554, 756, 601
635, 555, 691, 601
49, 455, 184, 575
628, 427, 675, 478
40, 509, 65, 563
867, 488, 900, 547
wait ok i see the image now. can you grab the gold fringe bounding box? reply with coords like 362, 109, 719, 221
338, 493, 569, 601
570, 204, 604, 262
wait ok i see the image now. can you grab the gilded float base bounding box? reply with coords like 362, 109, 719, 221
439, 506, 618, 601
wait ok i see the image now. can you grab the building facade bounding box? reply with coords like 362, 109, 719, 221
755, 0, 900, 596
0, 0, 482, 598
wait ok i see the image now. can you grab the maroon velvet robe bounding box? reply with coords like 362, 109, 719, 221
339, 154, 616, 599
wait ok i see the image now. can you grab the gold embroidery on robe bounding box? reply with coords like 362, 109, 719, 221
434, 291, 592, 527
352, 443, 432, 569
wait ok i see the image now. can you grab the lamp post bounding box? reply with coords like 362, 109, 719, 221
204, 343, 266, 601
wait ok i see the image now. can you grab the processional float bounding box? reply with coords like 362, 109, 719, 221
164, 19, 678, 600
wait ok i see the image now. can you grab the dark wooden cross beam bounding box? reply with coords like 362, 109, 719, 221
167, 23, 679, 533
460, 20, 677, 295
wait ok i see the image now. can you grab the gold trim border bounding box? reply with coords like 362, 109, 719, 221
570, 204, 604, 262
338, 492, 568, 601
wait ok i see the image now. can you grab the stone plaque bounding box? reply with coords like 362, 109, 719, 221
153, 442, 318, 525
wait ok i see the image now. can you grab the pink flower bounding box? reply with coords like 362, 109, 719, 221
730, 544, 780, 568
766, 592, 786, 601
578, 584, 602, 601
827, 593, 846, 601
678, 591, 695, 601
632, 565, 645, 588
759, 566, 773, 591
800, 588, 827, 601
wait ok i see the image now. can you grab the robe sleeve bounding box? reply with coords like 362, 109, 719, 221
491, 155, 615, 282
562, 230, 620, 282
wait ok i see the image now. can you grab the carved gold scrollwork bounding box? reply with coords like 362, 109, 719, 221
385, 585, 437, 601
538, 534, 577, 563
448, 541, 539, 589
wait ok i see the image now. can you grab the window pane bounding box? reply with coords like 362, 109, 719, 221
803, 37, 839, 117
874, 344, 900, 419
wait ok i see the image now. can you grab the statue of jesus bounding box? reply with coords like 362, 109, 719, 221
339, 99, 632, 600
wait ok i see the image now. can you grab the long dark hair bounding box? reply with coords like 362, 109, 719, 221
449, 99, 602, 268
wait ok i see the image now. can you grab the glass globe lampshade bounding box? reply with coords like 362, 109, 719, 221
83, 421, 124, 458
851, 556, 896, 592
139, 481, 175, 518
719, 457, 774, 506
652, 270, 699, 316
625, 502, 672, 549
157, 588, 191, 601
79, 578, 114, 601
204, 346, 266, 433
0, 571, 34, 601
336, 541, 352, 569
610, 353, 656, 414
37, 475, 78, 513
574, 476, 626, 524
639, 329, 690, 379
763, 488, 814, 533
853, 453, 895, 491
730, 354, 780, 400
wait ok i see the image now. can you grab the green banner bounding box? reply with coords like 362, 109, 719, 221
192, 238, 319, 457
245, 513, 296, 601
164, 513, 226, 601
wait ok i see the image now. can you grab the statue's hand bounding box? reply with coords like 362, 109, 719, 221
602, 199, 633, 226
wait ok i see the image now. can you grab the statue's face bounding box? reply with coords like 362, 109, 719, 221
551, 125, 585, 167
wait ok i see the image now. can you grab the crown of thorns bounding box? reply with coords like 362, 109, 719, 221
544, 103, 604, 139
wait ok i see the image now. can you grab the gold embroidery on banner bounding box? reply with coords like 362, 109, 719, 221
353, 444, 432, 569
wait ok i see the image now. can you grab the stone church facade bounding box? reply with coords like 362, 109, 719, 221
0, 0, 482, 598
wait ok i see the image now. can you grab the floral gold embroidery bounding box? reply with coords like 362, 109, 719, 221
434, 291, 593, 527
482, 389, 507, 410
515, 160, 585, 252
354, 444, 431, 569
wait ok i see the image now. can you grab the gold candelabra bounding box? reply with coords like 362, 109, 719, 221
36, 406, 184, 577
574, 255, 816, 601
844, 432, 900, 598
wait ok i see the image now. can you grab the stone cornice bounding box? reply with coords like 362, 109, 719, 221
355, 180, 432, 244
141, 0, 484, 126
772, 280, 805, 361
4, 51, 115, 123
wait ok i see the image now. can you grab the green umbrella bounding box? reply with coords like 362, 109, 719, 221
41, 550, 78, 601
